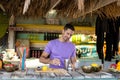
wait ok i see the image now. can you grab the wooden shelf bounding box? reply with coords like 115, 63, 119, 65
30, 40, 48, 43
10, 24, 95, 34
29, 40, 48, 48
30, 42, 47, 48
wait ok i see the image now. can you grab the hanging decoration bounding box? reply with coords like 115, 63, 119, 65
0, 4, 5, 12
9, 14, 16, 27
23, 0, 31, 15
78, 0, 84, 12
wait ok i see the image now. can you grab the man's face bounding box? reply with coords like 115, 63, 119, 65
62, 29, 74, 41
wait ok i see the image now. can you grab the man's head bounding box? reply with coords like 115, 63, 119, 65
64, 23, 75, 31
62, 23, 75, 42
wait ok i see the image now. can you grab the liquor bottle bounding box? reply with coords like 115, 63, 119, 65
53, 33, 55, 39
47, 33, 50, 40
55, 33, 57, 38
44, 32, 47, 41
35, 50, 37, 58
32, 50, 35, 57
37, 50, 40, 58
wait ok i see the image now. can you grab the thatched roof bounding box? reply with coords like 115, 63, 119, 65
0, 0, 120, 19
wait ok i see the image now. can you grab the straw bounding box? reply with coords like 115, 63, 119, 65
21, 48, 26, 70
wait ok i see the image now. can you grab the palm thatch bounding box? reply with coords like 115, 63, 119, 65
0, 0, 120, 19
97, 2, 120, 19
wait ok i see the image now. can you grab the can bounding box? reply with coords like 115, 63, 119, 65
64, 59, 69, 70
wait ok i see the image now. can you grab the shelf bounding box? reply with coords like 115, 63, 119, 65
9, 24, 95, 34
30, 40, 48, 43
30, 41, 48, 48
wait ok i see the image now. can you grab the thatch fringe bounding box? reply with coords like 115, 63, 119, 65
97, 2, 120, 19
1, 0, 120, 19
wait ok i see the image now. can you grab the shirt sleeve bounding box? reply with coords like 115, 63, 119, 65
70, 45, 76, 58
44, 41, 52, 55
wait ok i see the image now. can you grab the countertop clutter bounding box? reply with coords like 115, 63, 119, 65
0, 68, 119, 80
0, 59, 119, 80
0, 58, 119, 80
1, 57, 120, 80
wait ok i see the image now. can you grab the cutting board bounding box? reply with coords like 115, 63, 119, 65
35, 68, 67, 73
35, 68, 71, 77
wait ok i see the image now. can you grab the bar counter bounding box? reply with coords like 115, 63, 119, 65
0, 68, 119, 80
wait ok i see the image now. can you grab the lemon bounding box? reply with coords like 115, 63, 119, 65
42, 65, 48, 71
91, 63, 98, 67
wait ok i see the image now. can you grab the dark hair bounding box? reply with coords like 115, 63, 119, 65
64, 23, 75, 31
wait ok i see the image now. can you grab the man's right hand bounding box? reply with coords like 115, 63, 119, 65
50, 58, 61, 66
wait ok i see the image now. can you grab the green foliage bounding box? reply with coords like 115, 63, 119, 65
0, 24, 8, 38
0, 13, 9, 38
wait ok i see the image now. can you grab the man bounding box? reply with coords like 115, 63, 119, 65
39, 23, 76, 70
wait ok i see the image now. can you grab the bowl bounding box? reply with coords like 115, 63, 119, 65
92, 65, 102, 72
4, 64, 15, 72
81, 65, 93, 73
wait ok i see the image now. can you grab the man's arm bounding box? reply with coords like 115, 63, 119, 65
39, 52, 52, 64
39, 52, 61, 65
71, 56, 76, 70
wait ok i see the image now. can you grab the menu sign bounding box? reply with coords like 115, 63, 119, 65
46, 18, 59, 25
9, 27, 23, 31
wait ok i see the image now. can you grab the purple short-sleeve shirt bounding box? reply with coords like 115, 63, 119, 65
44, 39, 76, 68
